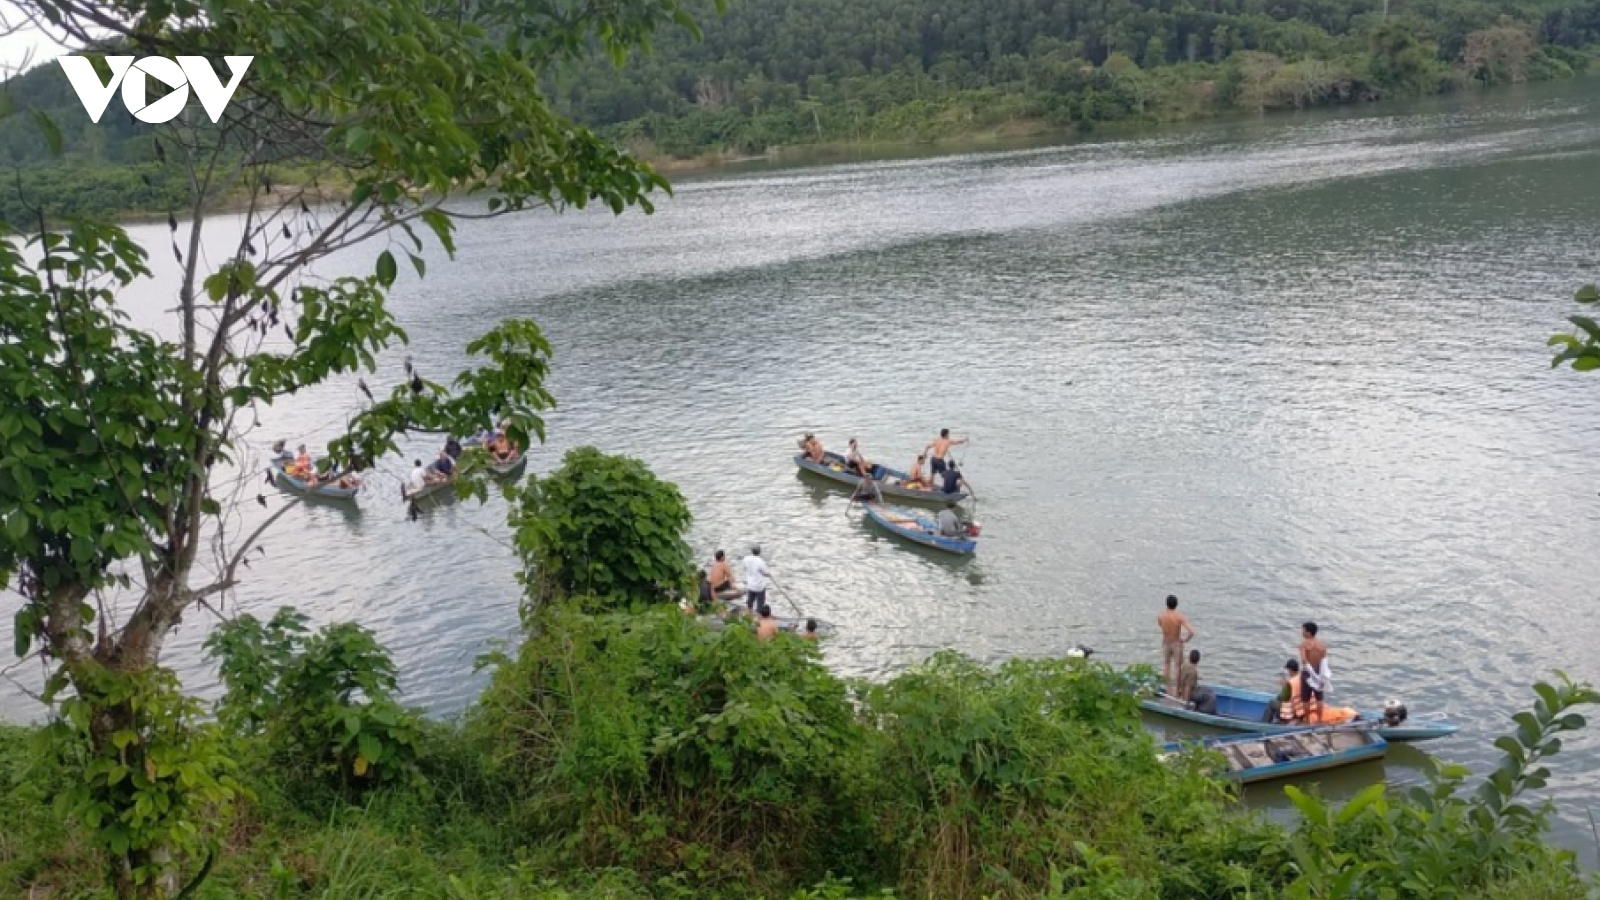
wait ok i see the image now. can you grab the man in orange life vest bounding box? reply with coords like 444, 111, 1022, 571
1277, 658, 1356, 725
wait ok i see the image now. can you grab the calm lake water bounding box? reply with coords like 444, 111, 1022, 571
4, 78, 1600, 855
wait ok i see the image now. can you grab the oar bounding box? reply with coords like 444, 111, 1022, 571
768, 576, 806, 619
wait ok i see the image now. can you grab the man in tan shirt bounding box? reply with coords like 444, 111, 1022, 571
1158, 595, 1195, 696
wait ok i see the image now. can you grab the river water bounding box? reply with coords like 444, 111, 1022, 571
4, 78, 1600, 853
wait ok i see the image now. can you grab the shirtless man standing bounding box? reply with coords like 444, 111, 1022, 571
1158, 595, 1195, 695
926, 428, 967, 481
1299, 622, 1329, 722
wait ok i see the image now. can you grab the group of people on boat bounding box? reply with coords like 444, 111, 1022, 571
798, 428, 974, 498
1159, 595, 1352, 726
688, 546, 821, 642
275, 441, 362, 491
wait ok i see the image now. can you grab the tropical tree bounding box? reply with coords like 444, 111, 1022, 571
0, 0, 710, 895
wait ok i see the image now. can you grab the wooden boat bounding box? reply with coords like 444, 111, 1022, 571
402, 476, 455, 505
461, 434, 527, 477
863, 502, 978, 555
688, 597, 837, 639
1159, 728, 1387, 785
793, 451, 968, 504
1141, 684, 1459, 743
269, 457, 360, 501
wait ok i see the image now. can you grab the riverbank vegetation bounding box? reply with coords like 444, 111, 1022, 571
3, 449, 1599, 899
546, 0, 1600, 163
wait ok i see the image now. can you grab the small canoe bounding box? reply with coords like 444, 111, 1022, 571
461, 435, 527, 477
1141, 683, 1459, 743
863, 502, 978, 555
688, 597, 838, 639
1160, 728, 1387, 785
794, 452, 967, 504
402, 477, 455, 504
270, 458, 359, 501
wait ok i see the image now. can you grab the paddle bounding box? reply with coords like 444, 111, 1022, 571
767, 575, 806, 619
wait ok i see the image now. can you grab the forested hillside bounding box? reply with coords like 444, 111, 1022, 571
544, 0, 1600, 158
0, 0, 1597, 209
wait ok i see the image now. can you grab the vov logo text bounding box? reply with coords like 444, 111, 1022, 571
58, 56, 253, 124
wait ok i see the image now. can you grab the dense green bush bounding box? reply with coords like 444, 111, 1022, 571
205, 608, 423, 792
510, 447, 696, 612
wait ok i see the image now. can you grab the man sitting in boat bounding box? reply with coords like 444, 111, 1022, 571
939, 462, 970, 496
290, 444, 314, 479
707, 550, 738, 598
1274, 660, 1357, 725
845, 439, 872, 478
798, 433, 826, 464
426, 450, 455, 484
407, 459, 429, 495
936, 502, 962, 538
897, 454, 931, 491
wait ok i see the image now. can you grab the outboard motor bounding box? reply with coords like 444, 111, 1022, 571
964, 521, 983, 537
1066, 644, 1094, 659
1382, 699, 1408, 727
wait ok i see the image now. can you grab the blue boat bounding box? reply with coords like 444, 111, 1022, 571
863, 502, 978, 555
794, 451, 968, 504
269, 457, 360, 501
1159, 728, 1387, 785
1141, 684, 1458, 743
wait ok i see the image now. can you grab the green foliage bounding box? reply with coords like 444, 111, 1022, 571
1551, 283, 1600, 371
510, 448, 695, 611
1281, 674, 1600, 900
540, 0, 1597, 160
473, 603, 860, 889
205, 609, 423, 790
45, 666, 243, 897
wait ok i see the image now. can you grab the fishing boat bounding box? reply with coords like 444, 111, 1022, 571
863, 502, 979, 555
1141, 684, 1458, 743
462, 433, 527, 477
687, 597, 838, 639
269, 457, 360, 501
402, 476, 455, 505
1159, 728, 1387, 785
794, 451, 968, 504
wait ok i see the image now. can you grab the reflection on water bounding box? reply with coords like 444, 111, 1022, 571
4, 79, 1600, 858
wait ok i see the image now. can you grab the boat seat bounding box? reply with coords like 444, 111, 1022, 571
1232, 742, 1275, 769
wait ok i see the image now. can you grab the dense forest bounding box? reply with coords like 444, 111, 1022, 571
0, 0, 1599, 211
542, 0, 1600, 158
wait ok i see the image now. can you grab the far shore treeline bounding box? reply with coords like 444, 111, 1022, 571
2, 0, 1599, 220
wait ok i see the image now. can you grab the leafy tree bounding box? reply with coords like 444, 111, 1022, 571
510, 446, 695, 611
1550, 284, 1600, 371
0, 0, 708, 894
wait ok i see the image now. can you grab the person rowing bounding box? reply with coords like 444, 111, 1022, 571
938, 461, 970, 497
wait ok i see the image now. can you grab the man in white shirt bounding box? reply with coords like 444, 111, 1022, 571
406, 458, 428, 496
742, 547, 770, 612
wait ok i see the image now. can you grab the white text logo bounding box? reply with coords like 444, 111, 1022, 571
57, 56, 253, 124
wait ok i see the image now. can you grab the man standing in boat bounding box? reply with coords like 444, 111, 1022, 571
1158, 595, 1195, 696
925, 428, 966, 481
1299, 622, 1330, 722
743, 547, 770, 612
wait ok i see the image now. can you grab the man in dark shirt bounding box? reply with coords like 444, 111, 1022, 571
429, 450, 455, 480
941, 462, 969, 496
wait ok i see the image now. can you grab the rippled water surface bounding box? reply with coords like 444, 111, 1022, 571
5, 79, 1600, 853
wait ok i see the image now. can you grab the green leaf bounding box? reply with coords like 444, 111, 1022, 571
408, 253, 425, 278
1335, 782, 1386, 824
357, 733, 383, 765
1568, 315, 1600, 341
1283, 784, 1327, 824
1575, 284, 1599, 303
1573, 355, 1600, 372
375, 250, 397, 288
